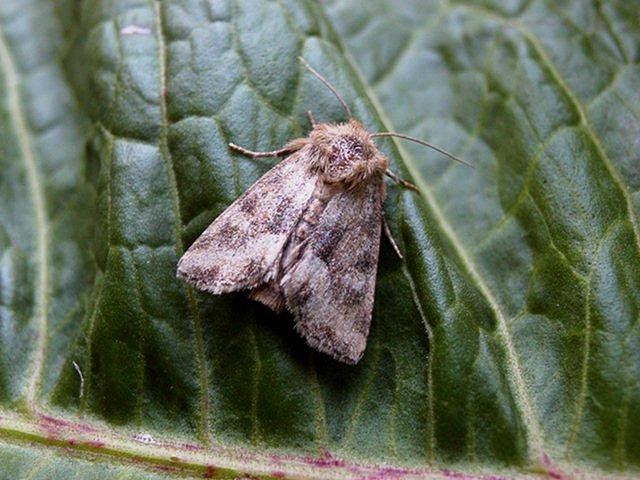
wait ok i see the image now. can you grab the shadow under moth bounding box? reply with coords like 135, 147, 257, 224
177, 58, 471, 364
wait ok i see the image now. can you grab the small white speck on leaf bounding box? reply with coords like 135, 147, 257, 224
134, 433, 155, 444
120, 25, 151, 36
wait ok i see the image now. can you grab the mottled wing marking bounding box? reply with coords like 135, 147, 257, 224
281, 177, 384, 364
177, 149, 316, 293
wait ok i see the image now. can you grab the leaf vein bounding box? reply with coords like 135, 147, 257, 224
453, 1, 640, 271
402, 263, 435, 462
565, 219, 624, 456
378, 110, 547, 462
0, 21, 50, 409
152, 0, 211, 444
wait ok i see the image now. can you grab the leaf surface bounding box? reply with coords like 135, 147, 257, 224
0, 0, 638, 478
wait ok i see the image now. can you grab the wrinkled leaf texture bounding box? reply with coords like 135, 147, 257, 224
0, 0, 639, 478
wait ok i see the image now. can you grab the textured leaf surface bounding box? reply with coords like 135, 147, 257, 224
0, 0, 638, 478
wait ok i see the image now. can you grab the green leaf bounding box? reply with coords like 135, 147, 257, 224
0, 0, 638, 478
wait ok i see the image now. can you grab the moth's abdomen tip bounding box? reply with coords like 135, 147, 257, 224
294, 321, 366, 365
341, 354, 361, 366
343, 347, 365, 365
330, 349, 363, 365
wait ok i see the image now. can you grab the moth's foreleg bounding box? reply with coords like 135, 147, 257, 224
307, 111, 317, 127
385, 169, 419, 192
228, 143, 295, 158
228, 136, 308, 158
382, 216, 403, 260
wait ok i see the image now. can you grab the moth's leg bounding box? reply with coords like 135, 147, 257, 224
228, 143, 296, 158
382, 216, 403, 260
307, 110, 317, 127
385, 169, 419, 192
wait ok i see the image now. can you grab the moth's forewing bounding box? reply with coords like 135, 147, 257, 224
177, 150, 316, 293
281, 177, 384, 364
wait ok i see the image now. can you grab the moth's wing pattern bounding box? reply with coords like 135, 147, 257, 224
177, 149, 316, 293
281, 177, 385, 364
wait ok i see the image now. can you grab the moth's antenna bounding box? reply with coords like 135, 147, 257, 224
371, 132, 474, 168
299, 57, 352, 119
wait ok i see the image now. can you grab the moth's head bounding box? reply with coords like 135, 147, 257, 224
310, 119, 387, 185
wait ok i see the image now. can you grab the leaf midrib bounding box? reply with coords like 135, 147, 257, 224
0, 411, 570, 480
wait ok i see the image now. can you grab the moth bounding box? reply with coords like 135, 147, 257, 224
177, 58, 471, 364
